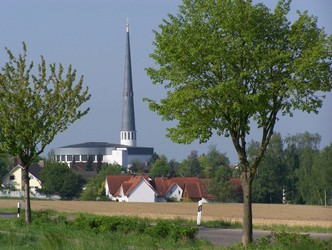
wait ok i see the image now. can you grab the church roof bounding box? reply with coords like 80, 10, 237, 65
121, 22, 136, 132
60, 142, 123, 148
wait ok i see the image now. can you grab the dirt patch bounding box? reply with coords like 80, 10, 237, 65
0, 200, 331, 227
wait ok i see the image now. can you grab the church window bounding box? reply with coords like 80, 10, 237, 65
97, 154, 103, 162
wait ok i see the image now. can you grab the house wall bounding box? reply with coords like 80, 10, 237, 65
2, 168, 22, 190
28, 174, 42, 193
1, 167, 42, 193
128, 180, 156, 202
165, 185, 183, 201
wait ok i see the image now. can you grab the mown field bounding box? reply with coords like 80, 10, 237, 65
1, 199, 331, 228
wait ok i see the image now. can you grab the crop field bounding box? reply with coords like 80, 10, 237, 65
0, 199, 331, 228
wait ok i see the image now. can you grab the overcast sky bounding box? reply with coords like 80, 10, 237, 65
1, 0, 331, 163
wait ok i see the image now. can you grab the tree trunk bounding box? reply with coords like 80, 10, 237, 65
241, 172, 253, 246
23, 167, 31, 224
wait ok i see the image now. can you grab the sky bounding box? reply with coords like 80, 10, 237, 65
1, 0, 331, 164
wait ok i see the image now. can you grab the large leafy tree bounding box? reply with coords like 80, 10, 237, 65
145, 0, 332, 245
0, 43, 90, 223
40, 161, 85, 200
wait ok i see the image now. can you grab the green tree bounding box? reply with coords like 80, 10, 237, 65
284, 132, 321, 204
80, 163, 122, 200
0, 155, 12, 184
145, 0, 332, 245
250, 133, 286, 203
312, 144, 332, 205
40, 161, 85, 200
208, 165, 236, 202
203, 145, 230, 178
0, 43, 90, 223
150, 155, 171, 178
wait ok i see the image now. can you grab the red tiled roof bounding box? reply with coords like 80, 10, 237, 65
154, 177, 172, 196
109, 175, 157, 197
183, 182, 201, 199
154, 177, 211, 200
105, 175, 131, 195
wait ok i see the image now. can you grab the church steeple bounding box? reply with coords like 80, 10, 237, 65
120, 21, 137, 147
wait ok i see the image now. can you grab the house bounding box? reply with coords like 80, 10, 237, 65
154, 178, 183, 202
1, 163, 43, 193
105, 175, 158, 202
154, 177, 213, 203
105, 175, 214, 203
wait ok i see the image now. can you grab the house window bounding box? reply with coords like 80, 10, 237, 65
56, 155, 60, 161
67, 155, 73, 161
61, 155, 66, 161
74, 155, 80, 161
97, 154, 103, 162
81, 155, 88, 161
88, 155, 95, 162
10, 175, 15, 180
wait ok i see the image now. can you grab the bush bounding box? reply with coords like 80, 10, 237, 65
248, 232, 332, 250
145, 220, 198, 241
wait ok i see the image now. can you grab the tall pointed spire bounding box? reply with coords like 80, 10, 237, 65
120, 21, 137, 147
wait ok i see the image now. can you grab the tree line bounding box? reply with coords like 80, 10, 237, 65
1, 131, 330, 205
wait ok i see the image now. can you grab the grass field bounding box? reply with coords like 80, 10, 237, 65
1, 199, 331, 228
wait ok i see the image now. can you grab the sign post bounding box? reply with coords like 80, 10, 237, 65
17, 202, 21, 218
197, 199, 203, 226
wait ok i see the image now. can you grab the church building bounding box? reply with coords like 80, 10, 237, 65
53, 23, 154, 169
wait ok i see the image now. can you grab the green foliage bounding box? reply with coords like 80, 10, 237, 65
247, 232, 332, 250
0, 155, 11, 182
201, 145, 230, 179
249, 132, 331, 205
69, 214, 198, 241
208, 166, 237, 202
40, 161, 85, 200
0, 42, 90, 167
284, 132, 323, 204
203, 219, 242, 229
0, 211, 210, 249
0, 43, 90, 222
178, 150, 204, 177
251, 133, 287, 203
145, 1, 332, 243
80, 163, 122, 200
150, 154, 171, 178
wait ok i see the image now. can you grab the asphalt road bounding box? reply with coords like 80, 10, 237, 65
196, 227, 332, 247
0, 212, 17, 219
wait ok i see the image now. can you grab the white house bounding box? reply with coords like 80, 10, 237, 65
105, 175, 158, 202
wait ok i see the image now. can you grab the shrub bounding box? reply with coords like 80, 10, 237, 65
249, 232, 332, 250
